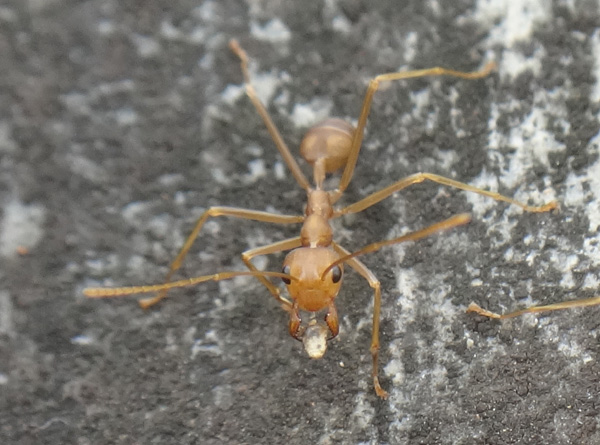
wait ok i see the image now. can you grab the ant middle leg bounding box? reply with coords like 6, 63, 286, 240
334, 172, 558, 217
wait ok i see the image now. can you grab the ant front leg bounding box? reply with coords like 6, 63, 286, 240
241, 236, 303, 310
332, 242, 388, 399
288, 302, 302, 340
324, 303, 339, 338
139, 207, 302, 309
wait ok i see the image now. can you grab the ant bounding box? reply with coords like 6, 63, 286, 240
84, 39, 558, 399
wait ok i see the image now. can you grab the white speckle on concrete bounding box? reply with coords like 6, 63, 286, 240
251, 255, 268, 272
384, 338, 406, 387
158, 173, 185, 187
554, 253, 579, 289
273, 161, 286, 180
572, 130, 600, 233
85, 253, 121, 277
472, 87, 566, 221
434, 147, 458, 171
499, 46, 545, 80
243, 159, 267, 183
384, 357, 406, 387
0, 373, 7, 385
192, 1, 218, 22
221, 84, 246, 106
290, 97, 334, 128
96, 79, 136, 97
122, 201, 153, 229
244, 144, 264, 157
350, 392, 375, 431
409, 88, 431, 114
590, 29, 600, 102
394, 268, 420, 319
0, 6, 17, 23
211, 168, 232, 185
250, 18, 291, 43
0, 121, 17, 153
202, 220, 220, 237
191, 329, 222, 358
273, 88, 291, 111
67, 152, 108, 183
97, 19, 114, 35
131, 34, 161, 58
60, 92, 91, 115
501, 104, 565, 189
113, 108, 138, 126
463, 167, 501, 218
27, 0, 61, 13
212, 384, 234, 410
174, 191, 186, 205
323, 0, 350, 34
557, 338, 583, 359
160, 20, 183, 41
126, 254, 150, 275
583, 234, 600, 267
428, 0, 442, 16
147, 214, 171, 239
188, 26, 207, 44
402, 32, 419, 64
0, 291, 14, 337
562, 171, 585, 209
582, 273, 600, 290
465, 0, 552, 48
331, 14, 352, 34
70, 335, 94, 346
0, 200, 46, 258
252, 70, 283, 107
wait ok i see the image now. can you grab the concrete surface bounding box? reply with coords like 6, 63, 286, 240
1, 0, 600, 444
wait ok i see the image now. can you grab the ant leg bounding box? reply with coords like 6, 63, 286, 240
333, 62, 496, 199
334, 172, 558, 217
326, 214, 471, 276
329, 214, 471, 398
241, 236, 303, 310
229, 39, 311, 191
139, 207, 302, 309
84, 270, 296, 298
467, 296, 600, 319
332, 242, 387, 399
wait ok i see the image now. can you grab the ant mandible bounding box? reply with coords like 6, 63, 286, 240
84, 40, 558, 399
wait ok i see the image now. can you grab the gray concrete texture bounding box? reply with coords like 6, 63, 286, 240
1, 0, 600, 443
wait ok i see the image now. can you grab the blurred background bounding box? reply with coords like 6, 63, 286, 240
1, 1, 599, 443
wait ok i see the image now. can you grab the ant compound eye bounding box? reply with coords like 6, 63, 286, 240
331, 265, 342, 283
281, 265, 291, 285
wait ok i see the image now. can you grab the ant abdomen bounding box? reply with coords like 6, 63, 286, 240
299, 118, 355, 173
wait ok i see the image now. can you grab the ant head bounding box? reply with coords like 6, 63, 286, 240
281, 247, 343, 313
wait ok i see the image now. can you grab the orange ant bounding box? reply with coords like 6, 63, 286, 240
84, 39, 558, 399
